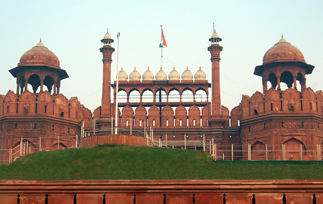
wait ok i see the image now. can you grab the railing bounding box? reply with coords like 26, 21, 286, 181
0, 135, 78, 164
151, 135, 322, 161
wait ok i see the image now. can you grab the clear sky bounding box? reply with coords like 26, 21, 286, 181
0, 0, 322, 112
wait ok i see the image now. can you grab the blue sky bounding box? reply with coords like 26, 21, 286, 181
0, 0, 322, 112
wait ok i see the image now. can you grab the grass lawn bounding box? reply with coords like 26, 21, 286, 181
0, 144, 322, 180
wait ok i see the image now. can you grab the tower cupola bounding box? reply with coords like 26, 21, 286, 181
101, 29, 114, 46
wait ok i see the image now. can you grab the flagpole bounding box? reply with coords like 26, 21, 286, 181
115, 32, 120, 135
160, 25, 163, 70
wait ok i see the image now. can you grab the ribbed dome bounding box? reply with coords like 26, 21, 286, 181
168, 67, 180, 80
18, 40, 60, 69
142, 67, 154, 81
129, 67, 141, 81
263, 37, 305, 65
155, 68, 167, 81
118, 68, 128, 81
182, 67, 193, 80
194, 67, 206, 80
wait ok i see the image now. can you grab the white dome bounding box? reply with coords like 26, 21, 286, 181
129, 67, 141, 81
194, 67, 206, 80
168, 67, 180, 80
211, 31, 220, 38
118, 68, 128, 81
142, 67, 154, 81
103, 31, 112, 40
181, 67, 193, 80
155, 68, 167, 81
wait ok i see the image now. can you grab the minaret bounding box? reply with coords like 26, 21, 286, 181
100, 29, 115, 117
208, 29, 223, 117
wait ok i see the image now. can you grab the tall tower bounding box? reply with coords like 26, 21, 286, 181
100, 30, 115, 117
208, 30, 223, 118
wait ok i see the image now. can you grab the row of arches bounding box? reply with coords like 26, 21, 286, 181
16, 72, 61, 95
117, 88, 208, 103
12, 140, 69, 161
263, 71, 306, 92
251, 138, 307, 161
117, 105, 210, 128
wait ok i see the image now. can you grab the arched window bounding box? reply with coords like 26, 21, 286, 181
195, 89, 207, 102
155, 89, 167, 102
118, 90, 127, 103
129, 89, 140, 103
142, 89, 153, 102
182, 89, 193, 102
28, 74, 41, 93
169, 89, 180, 102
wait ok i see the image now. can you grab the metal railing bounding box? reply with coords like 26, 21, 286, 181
0, 135, 78, 164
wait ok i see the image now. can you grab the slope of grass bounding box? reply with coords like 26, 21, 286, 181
0, 144, 323, 180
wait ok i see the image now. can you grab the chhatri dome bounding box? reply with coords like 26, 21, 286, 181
168, 67, 180, 80
263, 36, 305, 65
194, 67, 206, 80
118, 68, 128, 81
18, 40, 60, 69
181, 67, 193, 80
142, 67, 154, 81
155, 67, 167, 80
129, 67, 141, 81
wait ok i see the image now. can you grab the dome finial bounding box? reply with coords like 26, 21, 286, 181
36, 38, 45, 47
281, 33, 283, 38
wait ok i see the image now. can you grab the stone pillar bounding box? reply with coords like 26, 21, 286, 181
16, 80, 20, 95
263, 77, 267, 93
301, 78, 307, 91
24, 80, 28, 92
293, 76, 297, 89
40, 79, 44, 92
208, 44, 223, 116
277, 75, 281, 90
100, 45, 115, 117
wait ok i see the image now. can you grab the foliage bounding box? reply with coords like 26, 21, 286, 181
0, 144, 322, 180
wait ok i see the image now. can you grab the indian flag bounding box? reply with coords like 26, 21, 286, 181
159, 28, 167, 48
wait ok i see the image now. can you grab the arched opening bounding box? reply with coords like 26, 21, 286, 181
129, 89, 140, 103
195, 89, 207, 102
182, 89, 194, 102
284, 138, 306, 160
118, 89, 127, 103
268, 73, 277, 89
251, 141, 266, 160
280, 71, 294, 90
142, 89, 153, 102
12, 140, 37, 160
155, 88, 167, 102
28, 74, 41, 93
51, 143, 68, 150
43, 75, 54, 93
168, 89, 180, 102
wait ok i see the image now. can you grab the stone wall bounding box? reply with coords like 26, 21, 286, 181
0, 180, 321, 203
80, 134, 152, 147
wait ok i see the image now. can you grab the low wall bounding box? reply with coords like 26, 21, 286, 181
80, 134, 152, 147
0, 180, 322, 203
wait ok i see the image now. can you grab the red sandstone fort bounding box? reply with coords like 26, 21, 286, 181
0, 29, 322, 162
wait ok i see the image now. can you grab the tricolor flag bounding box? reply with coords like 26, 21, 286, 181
159, 28, 167, 48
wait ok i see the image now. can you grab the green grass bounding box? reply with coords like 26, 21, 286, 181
0, 144, 323, 180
